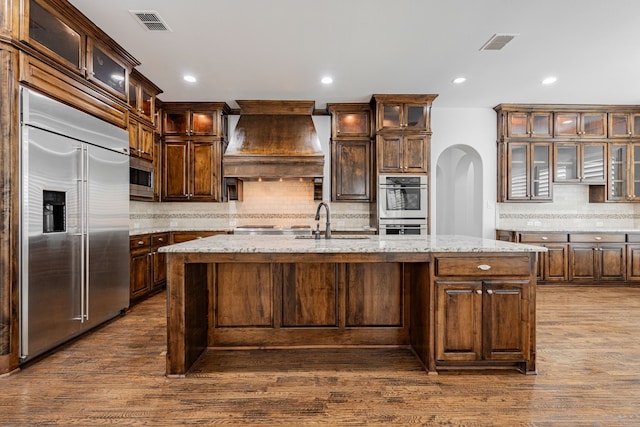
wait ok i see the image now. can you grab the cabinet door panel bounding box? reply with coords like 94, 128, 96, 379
139, 123, 154, 161
333, 140, 370, 201
403, 135, 428, 173
483, 282, 528, 361
570, 245, 597, 281
531, 143, 552, 199
609, 144, 628, 200
598, 245, 625, 281
435, 281, 482, 362
543, 244, 569, 281
627, 244, 640, 281
282, 263, 337, 327
582, 144, 605, 182
507, 143, 528, 199
346, 263, 403, 327
163, 141, 188, 199
378, 135, 402, 172
215, 263, 273, 327
130, 253, 150, 299
190, 141, 217, 199
555, 144, 579, 181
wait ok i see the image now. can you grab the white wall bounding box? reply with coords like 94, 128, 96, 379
431, 107, 497, 238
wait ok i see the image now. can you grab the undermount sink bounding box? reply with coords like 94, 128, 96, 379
295, 235, 370, 240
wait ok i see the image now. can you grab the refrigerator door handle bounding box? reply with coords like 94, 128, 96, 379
83, 146, 90, 322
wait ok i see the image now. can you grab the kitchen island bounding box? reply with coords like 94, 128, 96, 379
160, 234, 544, 376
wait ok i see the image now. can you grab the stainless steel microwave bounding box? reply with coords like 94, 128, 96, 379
130, 157, 154, 200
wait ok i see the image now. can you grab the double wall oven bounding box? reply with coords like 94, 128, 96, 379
377, 174, 428, 236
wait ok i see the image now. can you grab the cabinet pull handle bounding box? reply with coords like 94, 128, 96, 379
487, 289, 494, 295
138, 240, 145, 245
541, 236, 548, 240
595, 236, 602, 241
477, 264, 491, 271
476, 289, 482, 294
158, 238, 164, 242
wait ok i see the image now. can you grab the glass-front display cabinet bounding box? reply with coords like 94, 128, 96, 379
554, 142, 605, 183
609, 143, 640, 201
506, 142, 552, 201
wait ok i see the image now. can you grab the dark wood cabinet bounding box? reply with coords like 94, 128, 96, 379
377, 134, 428, 173
373, 95, 436, 132
162, 102, 229, 202
163, 103, 229, 137
434, 255, 532, 367
504, 142, 552, 201
506, 111, 553, 138
128, 69, 162, 126
609, 142, 640, 201
331, 139, 372, 201
519, 233, 569, 282
129, 232, 170, 303
554, 142, 606, 183
555, 112, 607, 138
328, 103, 373, 202
569, 238, 626, 283
128, 118, 154, 161
163, 138, 222, 201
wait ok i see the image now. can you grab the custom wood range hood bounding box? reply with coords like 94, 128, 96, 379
223, 100, 324, 180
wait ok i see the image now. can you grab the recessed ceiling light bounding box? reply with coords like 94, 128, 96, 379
321, 76, 333, 85
542, 76, 557, 85
183, 75, 197, 83
452, 77, 467, 84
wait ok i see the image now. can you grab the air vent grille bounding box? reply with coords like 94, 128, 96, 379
130, 10, 171, 32
479, 33, 517, 51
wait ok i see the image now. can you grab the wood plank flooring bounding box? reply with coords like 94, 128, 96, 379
2, 285, 640, 426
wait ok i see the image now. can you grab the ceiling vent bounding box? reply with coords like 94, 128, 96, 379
130, 10, 172, 32
479, 33, 517, 51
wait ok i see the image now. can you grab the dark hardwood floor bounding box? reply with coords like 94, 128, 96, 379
2, 285, 639, 426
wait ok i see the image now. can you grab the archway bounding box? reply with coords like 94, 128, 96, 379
436, 145, 483, 237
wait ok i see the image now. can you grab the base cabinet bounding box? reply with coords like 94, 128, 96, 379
432, 254, 535, 373
129, 232, 170, 303
435, 280, 529, 363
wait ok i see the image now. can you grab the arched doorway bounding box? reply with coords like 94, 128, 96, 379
436, 145, 483, 237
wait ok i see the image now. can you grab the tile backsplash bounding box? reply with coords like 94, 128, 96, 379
497, 184, 640, 230
130, 180, 371, 231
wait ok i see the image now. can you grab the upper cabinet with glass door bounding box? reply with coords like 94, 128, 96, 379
506, 111, 553, 138
372, 94, 438, 132
555, 112, 607, 138
608, 113, 640, 138
128, 69, 163, 125
23, 0, 85, 74
21, 0, 139, 101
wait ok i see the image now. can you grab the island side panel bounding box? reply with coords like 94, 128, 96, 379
166, 254, 209, 377
407, 262, 431, 371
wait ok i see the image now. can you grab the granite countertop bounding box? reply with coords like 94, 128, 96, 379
159, 234, 545, 254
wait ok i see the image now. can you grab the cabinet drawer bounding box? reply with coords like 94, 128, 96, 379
130, 235, 151, 251
519, 233, 568, 243
435, 256, 531, 277
569, 233, 625, 243
151, 233, 170, 248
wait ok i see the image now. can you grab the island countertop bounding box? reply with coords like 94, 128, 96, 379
159, 233, 546, 254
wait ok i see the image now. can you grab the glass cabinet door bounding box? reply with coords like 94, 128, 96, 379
531, 143, 552, 199
531, 113, 553, 137
555, 113, 580, 137
555, 144, 579, 181
404, 104, 428, 130
633, 145, 640, 200
609, 144, 628, 200
335, 111, 370, 137
27, 0, 83, 72
582, 113, 606, 137
610, 113, 631, 137
381, 104, 401, 129
191, 111, 216, 135
582, 144, 605, 182
507, 113, 528, 137
87, 40, 127, 98
507, 143, 528, 199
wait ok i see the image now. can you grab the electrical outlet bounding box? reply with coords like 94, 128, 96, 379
527, 221, 534, 226
170, 221, 178, 227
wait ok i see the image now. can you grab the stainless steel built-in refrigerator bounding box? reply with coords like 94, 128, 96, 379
20, 87, 130, 362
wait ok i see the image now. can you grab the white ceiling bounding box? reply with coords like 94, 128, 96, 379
68, 0, 640, 110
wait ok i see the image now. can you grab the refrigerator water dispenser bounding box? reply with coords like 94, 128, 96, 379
42, 190, 65, 233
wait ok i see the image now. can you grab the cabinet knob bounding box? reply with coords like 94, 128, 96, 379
158, 238, 164, 242
476, 289, 482, 294
541, 236, 548, 240
137, 240, 145, 245
487, 289, 494, 295
595, 236, 602, 241
477, 264, 491, 271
